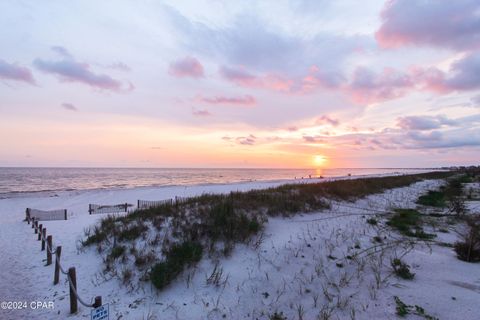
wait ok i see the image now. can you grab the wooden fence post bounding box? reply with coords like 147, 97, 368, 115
89, 204, 92, 215
34, 220, 38, 234
41, 228, 46, 251
137, 200, 140, 209
125, 202, 128, 212
26, 208, 30, 224
46, 235, 52, 265
93, 296, 102, 308
68, 267, 78, 313
64, 209, 67, 220
31, 217, 35, 229
54, 246, 62, 285
37, 224, 43, 240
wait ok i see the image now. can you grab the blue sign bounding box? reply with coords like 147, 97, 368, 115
91, 303, 109, 320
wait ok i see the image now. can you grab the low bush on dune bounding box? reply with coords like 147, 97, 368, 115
417, 191, 446, 207
454, 216, 480, 263
109, 246, 126, 260
387, 209, 436, 240
117, 222, 149, 241
391, 258, 415, 280
151, 241, 203, 289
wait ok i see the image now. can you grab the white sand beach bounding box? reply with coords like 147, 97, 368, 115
1, 173, 479, 320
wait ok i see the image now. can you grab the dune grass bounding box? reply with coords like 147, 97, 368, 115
387, 209, 436, 239
82, 170, 456, 290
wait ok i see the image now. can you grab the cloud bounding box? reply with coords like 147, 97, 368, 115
286, 126, 298, 132
376, 0, 480, 50
169, 57, 204, 78
302, 65, 346, 91
406, 129, 480, 149
414, 52, 480, 93
61, 102, 77, 111
222, 134, 257, 146
0, 59, 35, 84
347, 66, 414, 104
192, 108, 211, 117
51, 46, 72, 58
236, 134, 256, 145
200, 95, 256, 106
34, 49, 132, 92
302, 135, 325, 143
109, 62, 131, 72
327, 52, 480, 103
164, 5, 370, 89
315, 115, 339, 127
219, 65, 294, 92
397, 115, 458, 131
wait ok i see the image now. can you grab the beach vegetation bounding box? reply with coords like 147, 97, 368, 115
151, 241, 203, 289
391, 258, 415, 280
83, 171, 455, 291
416, 191, 446, 207
387, 209, 436, 239
454, 215, 480, 263
109, 245, 126, 260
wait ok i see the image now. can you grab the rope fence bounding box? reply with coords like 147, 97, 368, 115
26, 214, 102, 314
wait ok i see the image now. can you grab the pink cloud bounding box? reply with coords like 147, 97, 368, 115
169, 57, 204, 78
200, 95, 256, 106
218, 53, 480, 104
376, 0, 480, 50
315, 115, 339, 127
219, 65, 294, 92
301, 65, 345, 92
286, 126, 298, 132
0, 59, 35, 84
413, 52, 480, 93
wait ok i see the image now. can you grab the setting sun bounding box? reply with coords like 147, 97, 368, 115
313, 155, 327, 166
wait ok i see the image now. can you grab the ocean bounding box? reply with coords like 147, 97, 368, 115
0, 167, 432, 199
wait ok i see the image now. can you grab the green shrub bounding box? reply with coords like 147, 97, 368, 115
387, 209, 421, 233
203, 201, 262, 243
269, 312, 287, 320
391, 258, 415, 280
394, 296, 439, 319
387, 209, 435, 239
151, 241, 203, 289
117, 223, 148, 241
109, 245, 126, 260
417, 191, 446, 207
83, 225, 107, 246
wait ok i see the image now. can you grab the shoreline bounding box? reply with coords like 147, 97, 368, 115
0, 168, 438, 201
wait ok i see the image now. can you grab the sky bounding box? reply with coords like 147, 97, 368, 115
0, 0, 479, 168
